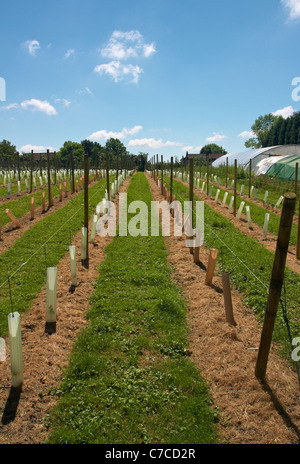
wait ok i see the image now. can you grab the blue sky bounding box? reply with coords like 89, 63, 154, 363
1, 0, 300, 161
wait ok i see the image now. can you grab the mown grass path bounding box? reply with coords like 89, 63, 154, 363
46, 172, 218, 444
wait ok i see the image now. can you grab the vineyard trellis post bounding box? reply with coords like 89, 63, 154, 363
71, 152, 75, 194
225, 156, 228, 188
255, 192, 296, 381
234, 159, 237, 217
170, 156, 173, 208
30, 150, 33, 194
47, 149, 53, 208
106, 151, 110, 200
84, 153, 89, 264
161, 155, 164, 195
249, 158, 252, 198
206, 158, 209, 196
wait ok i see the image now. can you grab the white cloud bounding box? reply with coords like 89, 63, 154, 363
64, 48, 75, 59
281, 0, 300, 20
24, 40, 40, 56
21, 98, 57, 116
238, 130, 255, 138
76, 87, 94, 96
101, 30, 156, 60
0, 103, 19, 111
182, 145, 203, 153
94, 61, 143, 84
19, 144, 55, 153
88, 125, 143, 141
206, 132, 228, 143
272, 105, 295, 118
128, 138, 183, 149
55, 98, 71, 107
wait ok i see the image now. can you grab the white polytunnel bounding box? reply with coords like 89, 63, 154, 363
212, 145, 300, 170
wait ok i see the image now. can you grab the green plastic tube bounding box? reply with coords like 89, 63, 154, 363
8, 312, 23, 388
46, 267, 57, 323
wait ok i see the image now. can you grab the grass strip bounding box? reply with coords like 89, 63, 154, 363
0, 177, 111, 336
46, 172, 218, 445
165, 177, 300, 364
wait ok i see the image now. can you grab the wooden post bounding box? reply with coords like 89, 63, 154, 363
249, 159, 252, 198
106, 151, 110, 200
255, 193, 296, 380
84, 153, 89, 262
295, 162, 298, 195
116, 152, 119, 191
297, 194, 300, 260
170, 156, 173, 206
234, 159, 237, 217
5, 209, 21, 228
30, 197, 35, 220
156, 154, 159, 181
205, 249, 218, 286
225, 157, 228, 188
161, 155, 164, 195
189, 155, 194, 254
59, 183, 62, 202
206, 158, 209, 196
47, 149, 53, 207
30, 150, 33, 193
17, 152, 21, 182
42, 192, 46, 212
39, 153, 42, 178
222, 272, 236, 326
71, 152, 75, 194
54, 151, 57, 185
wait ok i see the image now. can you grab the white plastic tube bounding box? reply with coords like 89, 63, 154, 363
240, 184, 244, 196
250, 186, 254, 197
275, 195, 284, 209
263, 213, 270, 238
81, 227, 88, 260
215, 189, 220, 203
264, 191, 268, 204
245, 205, 252, 228
209, 185, 213, 198
201, 181, 205, 193
8, 312, 23, 388
46, 267, 57, 323
69, 246, 77, 286
90, 214, 98, 243
237, 201, 245, 220
222, 191, 228, 207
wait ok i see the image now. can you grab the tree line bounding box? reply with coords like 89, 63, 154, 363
0, 138, 149, 172
245, 111, 300, 149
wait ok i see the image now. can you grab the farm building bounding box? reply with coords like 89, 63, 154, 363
212, 145, 300, 173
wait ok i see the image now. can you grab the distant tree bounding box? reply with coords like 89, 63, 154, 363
81, 139, 103, 168
245, 113, 280, 148
200, 144, 227, 155
57, 141, 84, 168
136, 152, 148, 171
0, 139, 18, 168
105, 138, 127, 169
